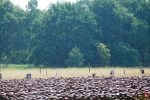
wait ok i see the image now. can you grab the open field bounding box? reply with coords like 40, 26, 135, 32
0, 67, 150, 80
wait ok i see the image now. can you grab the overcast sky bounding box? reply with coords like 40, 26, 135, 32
10, 0, 78, 10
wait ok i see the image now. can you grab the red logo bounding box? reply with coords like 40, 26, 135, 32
143, 92, 149, 98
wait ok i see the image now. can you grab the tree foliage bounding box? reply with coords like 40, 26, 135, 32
65, 46, 84, 67
110, 42, 140, 66
0, 0, 150, 67
97, 43, 110, 66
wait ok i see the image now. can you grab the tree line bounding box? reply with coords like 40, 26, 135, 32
0, 0, 150, 67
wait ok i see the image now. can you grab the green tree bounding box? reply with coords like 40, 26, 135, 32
110, 42, 140, 66
10, 6, 30, 64
97, 43, 110, 66
25, 0, 44, 64
115, 0, 150, 66
90, 0, 149, 66
26, 0, 38, 11
32, 1, 98, 66
65, 46, 84, 67
0, 0, 19, 65
1, 0, 150, 67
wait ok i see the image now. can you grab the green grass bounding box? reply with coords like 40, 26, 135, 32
0, 64, 36, 69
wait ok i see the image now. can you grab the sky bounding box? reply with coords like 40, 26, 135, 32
10, 0, 78, 10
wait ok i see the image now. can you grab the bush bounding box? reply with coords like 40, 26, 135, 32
97, 42, 111, 66
65, 46, 84, 67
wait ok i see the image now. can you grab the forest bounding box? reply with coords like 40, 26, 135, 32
0, 0, 150, 67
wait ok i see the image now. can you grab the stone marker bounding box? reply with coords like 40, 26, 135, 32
26, 74, 31, 79
141, 69, 144, 74
55, 73, 58, 78
0, 73, 2, 80
92, 73, 96, 77
110, 70, 114, 76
